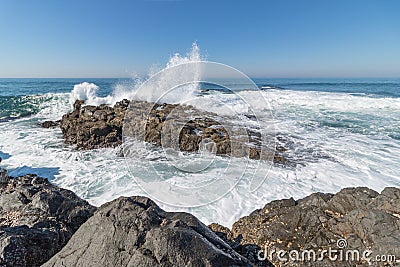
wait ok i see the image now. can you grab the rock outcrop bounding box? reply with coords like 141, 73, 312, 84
0, 173, 96, 267
223, 187, 400, 266
41, 120, 60, 128
60, 99, 286, 163
43, 196, 259, 267
60, 100, 128, 149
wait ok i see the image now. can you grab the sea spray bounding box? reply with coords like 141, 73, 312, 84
1, 46, 399, 227
69, 42, 204, 107
70, 82, 107, 108
0, 78, 399, 226
166, 42, 202, 68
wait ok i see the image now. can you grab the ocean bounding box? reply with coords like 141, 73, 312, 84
0, 76, 399, 227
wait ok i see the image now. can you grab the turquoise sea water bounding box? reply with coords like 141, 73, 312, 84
1, 77, 399, 121
0, 77, 399, 226
0, 78, 127, 121
256, 78, 400, 97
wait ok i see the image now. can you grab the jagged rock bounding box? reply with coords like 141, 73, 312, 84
61, 99, 286, 163
0, 172, 10, 184
209, 223, 273, 267
43, 196, 253, 267
209, 223, 238, 248
0, 168, 8, 184
60, 100, 123, 149
230, 187, 400, 266
0, 174, 96, 267
41, 120, 60, 128
73, 100, 85, 111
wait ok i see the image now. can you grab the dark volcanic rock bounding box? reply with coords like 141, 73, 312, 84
43, 196, 254, 267
60, 100, 125, 149
41, 120, 60, 128
209, 223, 273, 267
61, 99, 285, 163
2, 166, 398, 267
229, 187, 400, 266
0, 173, 96, 267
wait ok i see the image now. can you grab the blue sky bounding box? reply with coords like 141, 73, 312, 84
0, 0, 399, 78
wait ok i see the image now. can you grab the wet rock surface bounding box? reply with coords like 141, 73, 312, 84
0, 173, 96, 267
41, 120, 60, 128
209, 223, 273, 267
60, 99, 286, 163
60, 100, 128, 149
228, 187, 400, 266
43, 196, 256, 267
1, 167, 398, 267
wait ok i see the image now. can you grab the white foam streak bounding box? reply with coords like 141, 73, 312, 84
265, 89, 400, 113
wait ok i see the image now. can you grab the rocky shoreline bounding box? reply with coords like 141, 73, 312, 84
0, 172, 95, 266
0, 168, 399, 266
215, 187, 400, 266
6, 100, 397, 266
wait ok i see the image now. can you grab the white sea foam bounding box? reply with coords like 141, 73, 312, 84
1, 86, 399, 227
264, 89, 400, 113
69, 82, 106, 107
1, 44, 399, 227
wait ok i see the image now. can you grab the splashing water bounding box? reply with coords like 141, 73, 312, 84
166, 42, 202, 68
69, 42, 204, 106
1, 44, 399, 227
69, 82, 111, 108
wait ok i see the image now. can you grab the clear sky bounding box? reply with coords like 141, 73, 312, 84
0, 0, 399, 78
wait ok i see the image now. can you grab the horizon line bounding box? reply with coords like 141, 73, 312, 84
0, 76, 399, 79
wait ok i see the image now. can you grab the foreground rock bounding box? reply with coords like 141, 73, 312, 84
1, 167, 398, 267
0, 173, 96, 267
216, 187, 400, 266
43, 196, 258, 267
60, 99, 286, 163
